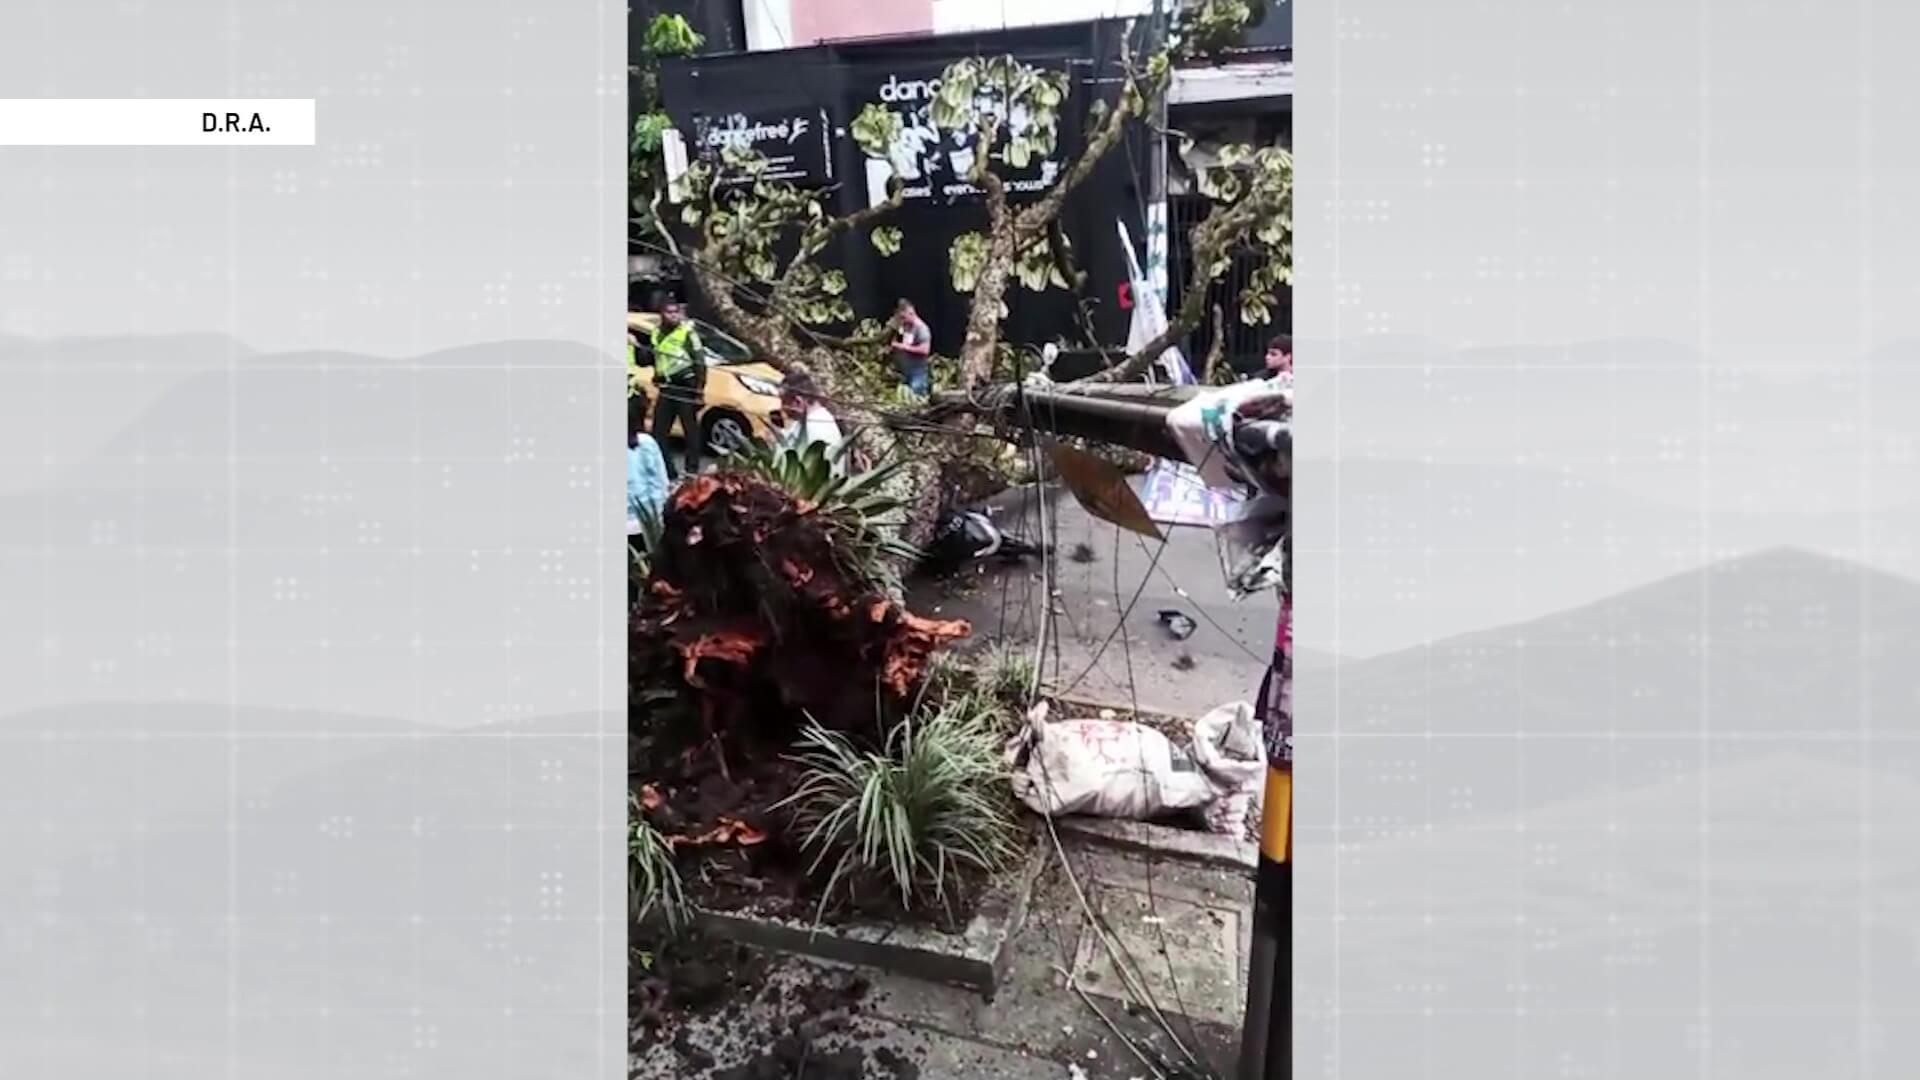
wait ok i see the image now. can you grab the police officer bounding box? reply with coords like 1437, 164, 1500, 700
639, 301, 708, 478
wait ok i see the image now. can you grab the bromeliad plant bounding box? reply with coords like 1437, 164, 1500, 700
718, 437, 920, 585
777, 692, 1021, 923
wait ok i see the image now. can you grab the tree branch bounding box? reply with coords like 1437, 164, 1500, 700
689, 260, 815, 374
1013, 27, 1161, 242
769, 182, 906, 319
1015, 83, 1140, 241
1199, 303, 1227, 384
1078, 194, 1269, 384
800, 182, 905, 262
1047, 217, 1102, 348
955, 170, 1017, 390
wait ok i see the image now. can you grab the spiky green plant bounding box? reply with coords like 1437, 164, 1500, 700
719, 438, 920, 581
981, 645, 1038, 705
629, 792, 687, 929
777, 697, 1021, 921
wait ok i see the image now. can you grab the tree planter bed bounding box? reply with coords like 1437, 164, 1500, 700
678, 839, 1048, 1000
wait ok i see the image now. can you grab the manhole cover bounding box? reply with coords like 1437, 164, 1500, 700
1069, 881, 1246, 1026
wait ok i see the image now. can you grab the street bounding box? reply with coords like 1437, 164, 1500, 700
909, 482, 1278, 719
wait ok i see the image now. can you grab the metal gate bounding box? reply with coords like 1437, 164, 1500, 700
1165, 191, 1290, 378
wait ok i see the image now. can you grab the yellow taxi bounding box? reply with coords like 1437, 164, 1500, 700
628, 311, 786, 453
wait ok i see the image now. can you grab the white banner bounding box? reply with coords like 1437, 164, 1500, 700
0, 99, 316, 146
1116, 219, 1242, 526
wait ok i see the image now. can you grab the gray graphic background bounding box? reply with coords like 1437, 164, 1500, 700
1298, 1, 1920, 1077
0, 3, 622, 1078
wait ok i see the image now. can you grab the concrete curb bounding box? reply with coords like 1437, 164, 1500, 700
1043, 690, 1183, 725
690, 839, 1051, 1000
1054, 816, 1258, 875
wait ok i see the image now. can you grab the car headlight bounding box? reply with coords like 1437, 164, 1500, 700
735, 374, 781, 398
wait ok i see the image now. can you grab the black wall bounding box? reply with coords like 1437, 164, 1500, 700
1239, 0, 1294, 54
629, 0, 747, 138
655, 19, 1153, 359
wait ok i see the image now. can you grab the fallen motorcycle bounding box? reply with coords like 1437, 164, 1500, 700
918, 507, 1048, 577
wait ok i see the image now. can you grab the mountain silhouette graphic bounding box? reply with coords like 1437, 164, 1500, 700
1297, 547, 1920, 828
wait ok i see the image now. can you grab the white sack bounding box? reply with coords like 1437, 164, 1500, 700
1010, 702, 1221, 820
1191, 701, 1266, 835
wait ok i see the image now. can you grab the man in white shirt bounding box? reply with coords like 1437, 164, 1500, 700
776, 371, 843, 452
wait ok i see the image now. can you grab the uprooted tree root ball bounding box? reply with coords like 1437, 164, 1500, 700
630, 471, 986, 925
634, 472, 969, 739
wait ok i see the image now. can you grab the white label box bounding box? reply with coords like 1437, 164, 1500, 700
0, 99, 316, 147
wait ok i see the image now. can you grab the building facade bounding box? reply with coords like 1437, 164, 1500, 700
637, 1, 1290, 370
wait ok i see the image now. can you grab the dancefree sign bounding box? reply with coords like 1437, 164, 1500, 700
861, 69, 1068, 206
691, 107, 833, 186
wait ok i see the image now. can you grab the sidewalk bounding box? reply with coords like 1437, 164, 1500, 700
631, 837, 1254, 1079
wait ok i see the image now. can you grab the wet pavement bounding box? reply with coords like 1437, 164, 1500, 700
909, 482, 1278, 720
631, 836, 1254, 1080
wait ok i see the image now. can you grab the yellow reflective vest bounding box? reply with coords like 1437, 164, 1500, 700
650, 323, 701, 381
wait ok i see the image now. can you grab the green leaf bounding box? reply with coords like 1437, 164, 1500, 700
850, 103, 903, 159
948, 233, 989, 293
802, 443, 830, 494
930, 96, 966, 132
643, 13, 704, 58
632, 111, 673, 154
870, 225, 904, 257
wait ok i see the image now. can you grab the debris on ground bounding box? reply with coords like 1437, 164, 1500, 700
631, 929, 892, 1080
1156, 609, 1197, 641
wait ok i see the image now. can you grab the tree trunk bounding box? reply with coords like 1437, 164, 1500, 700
690, 262, 841, 379
957, 229, 1019, 390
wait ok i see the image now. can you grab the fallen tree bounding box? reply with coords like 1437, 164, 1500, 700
629, 463, 1004, 926
654, 0, 1291, 541
631, 470, 969, 770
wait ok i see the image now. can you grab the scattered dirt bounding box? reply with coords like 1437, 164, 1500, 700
872, 1044, 922, 1080
633, 922, 775, 1030
632, 926, 902, 1080
706, 1026, 866, 1080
